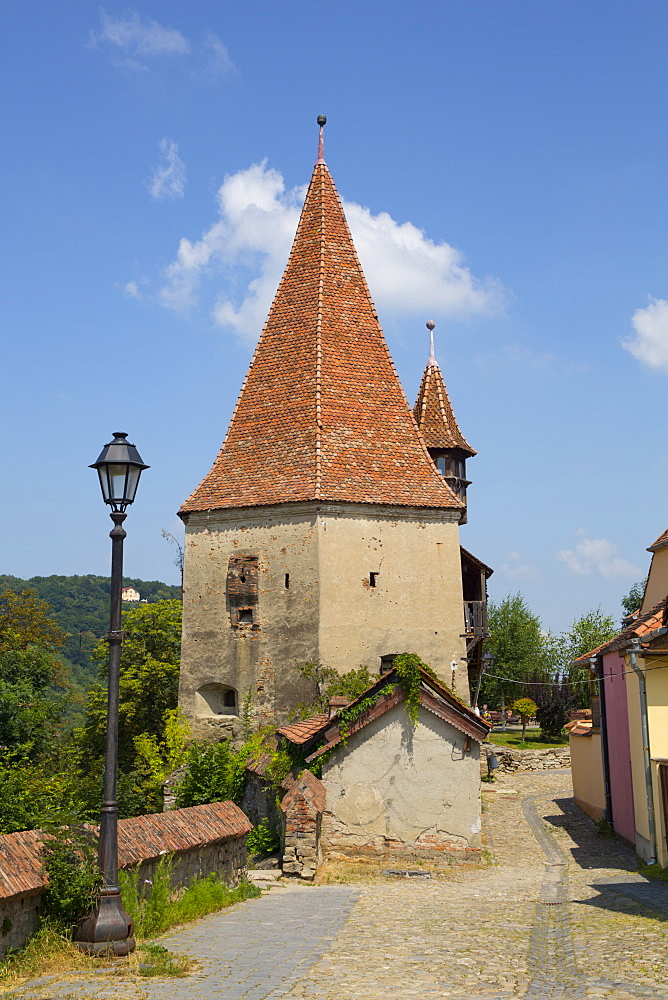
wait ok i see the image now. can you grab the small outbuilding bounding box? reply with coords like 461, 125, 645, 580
277, 665, 491, 867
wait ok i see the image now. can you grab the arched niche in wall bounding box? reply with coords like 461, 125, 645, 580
195, 682, 238, 717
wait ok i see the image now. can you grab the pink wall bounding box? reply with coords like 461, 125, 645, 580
602, 649, 635, 844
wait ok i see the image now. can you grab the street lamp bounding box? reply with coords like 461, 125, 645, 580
76, 433, 149, 955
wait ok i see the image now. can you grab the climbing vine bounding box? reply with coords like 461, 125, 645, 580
393, 653, 438, 724
337, 686, 396, 743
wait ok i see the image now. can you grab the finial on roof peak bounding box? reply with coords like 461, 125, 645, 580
426, 320, 436, 364
316, 115, 327, 165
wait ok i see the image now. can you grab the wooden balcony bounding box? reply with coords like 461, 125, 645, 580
463, 600, 488, 637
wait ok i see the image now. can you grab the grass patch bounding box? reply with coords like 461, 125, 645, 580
0, 923, 98, 991
131, 942, 195, 978
639, 862, 668, 883
487, 731, 568, 749
0, 863, 260, 991
120, 856, 261, 937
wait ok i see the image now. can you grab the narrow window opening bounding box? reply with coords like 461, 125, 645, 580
285, 573, 290, 589
238, 608, 253, 624
223, 690, 236, 709
369, 572, 379, 588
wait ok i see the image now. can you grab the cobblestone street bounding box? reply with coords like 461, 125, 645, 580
8, 771, 668, 1000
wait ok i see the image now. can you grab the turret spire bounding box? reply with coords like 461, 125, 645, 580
413, 323, 475, 524
316, 114, 326, 165
426, 320, 436, 365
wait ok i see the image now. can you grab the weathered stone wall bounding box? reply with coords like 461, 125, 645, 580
280, 771, 327, 880
241, 769, 281, 834
179, 505, 321, 735
133, 836, 247, 890
321, 704, 483, 860
179, 500, 468, 735
317, 503, 468, 700
0, 892, 42, 959
480, 742, 571, 774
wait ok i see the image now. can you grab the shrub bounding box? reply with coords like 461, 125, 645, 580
247, 819, 280, 857
39, 826, 100, 929
119, 854, 260, 938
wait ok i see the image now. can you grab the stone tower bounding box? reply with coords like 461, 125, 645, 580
178, 121, 469, 739
413, 322, 476, 524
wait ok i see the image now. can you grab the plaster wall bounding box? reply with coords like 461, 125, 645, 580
642, 547, 668, 613
317, 505, 467, 697
179, 506, 320, 733
602, 650, 635, 844
179, 501, 466, 730
647, 657, 668, 867
569, 732, 605, 822
320, 704, 482, 858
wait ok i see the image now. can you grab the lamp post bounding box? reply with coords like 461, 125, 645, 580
76, 433, 149, 956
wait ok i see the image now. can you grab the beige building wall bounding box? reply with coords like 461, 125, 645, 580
179, 501, 466, 735
317, 503, 467, 696
647, 658, 668, 867
642, 548, 668, 613
569, 732, 605, 822
320, 704, 482, 857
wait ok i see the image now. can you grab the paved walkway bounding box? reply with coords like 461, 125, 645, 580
7, 771, 668, 999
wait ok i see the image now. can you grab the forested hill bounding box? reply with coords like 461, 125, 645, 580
0, 574, 181, 695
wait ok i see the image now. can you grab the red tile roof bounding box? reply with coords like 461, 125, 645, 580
648, 528, 668, 552
180, 163, 462, 514
276, 713, 330, 745
573, 599, 667, 665
413, 359, 475, 457
0, 802, 251, 900
277, 668, 490, 761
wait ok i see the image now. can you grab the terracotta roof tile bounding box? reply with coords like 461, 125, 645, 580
180, 163, 462, 514
277, 669, 490, 761
573, 599, 667, 665
413, 359, 475, 456
276, 713, 330, 745
0, 802, 251, 900
648, 528, 668, 552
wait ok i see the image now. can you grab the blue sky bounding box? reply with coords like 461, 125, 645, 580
2, 1, 668, 635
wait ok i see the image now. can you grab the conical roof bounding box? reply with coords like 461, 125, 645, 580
181, 158, 461, 514
413, 357, 475, 457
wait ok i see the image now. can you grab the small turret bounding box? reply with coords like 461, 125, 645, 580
413, 321, 476, 524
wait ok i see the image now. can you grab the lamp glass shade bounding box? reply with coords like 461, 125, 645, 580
91, 433, 149, 511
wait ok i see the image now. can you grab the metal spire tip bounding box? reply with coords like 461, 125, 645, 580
316, 115, 327, 165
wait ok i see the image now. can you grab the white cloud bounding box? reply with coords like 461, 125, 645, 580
622, 298, 668, 372
499, 552, 539, 581
148, 139, 186, 200
89, 9, 190, 69
159, 160, 504, 342
203, 31, 234, 76
124, 280, 139, 298
556, 534, 642, 579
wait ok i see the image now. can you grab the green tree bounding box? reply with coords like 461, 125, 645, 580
561, 608, 616, 707
480, 594, 546, 716
512, 697, 538, 743
620, 577, 647, 624
0, 589, 69, 758
77, 600, 182, 772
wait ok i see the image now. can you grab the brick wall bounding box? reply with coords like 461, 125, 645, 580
280, 771, 326, 880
